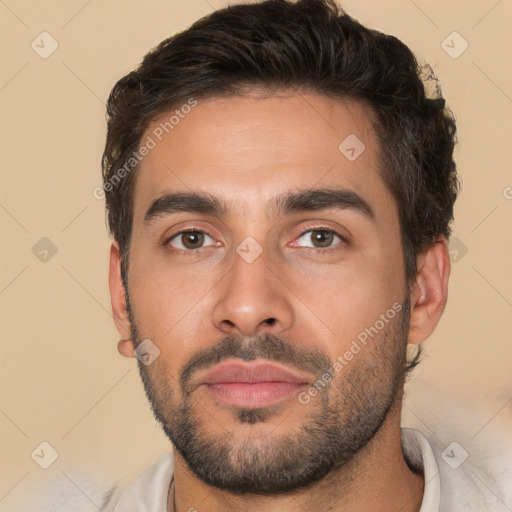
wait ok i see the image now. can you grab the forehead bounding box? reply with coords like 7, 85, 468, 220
132, 91, 395, 222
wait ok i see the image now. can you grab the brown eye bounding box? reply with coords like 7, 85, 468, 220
310, 230, 334, 247
182, 231, 204, 249
168, 231, 213, 250
295, 229, 343, 249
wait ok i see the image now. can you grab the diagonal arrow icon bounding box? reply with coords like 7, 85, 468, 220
448, 236, 467, 263
134, 339, 160, 365
31, 441, 59, 468
32, 237, 58, 262
338, 134, 365, 161
441, 32, 468, 59
236, 236, 263, 263
441, 441, 468, 469
31, 31, 59, 59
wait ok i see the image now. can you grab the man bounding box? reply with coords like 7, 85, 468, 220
101, 0, 478, 510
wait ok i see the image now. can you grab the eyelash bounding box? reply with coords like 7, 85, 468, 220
164, 227, 216, 255
164, 227, 348, 253
292, 227, 348, 253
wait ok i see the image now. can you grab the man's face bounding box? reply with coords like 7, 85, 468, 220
125, 91, 409, 493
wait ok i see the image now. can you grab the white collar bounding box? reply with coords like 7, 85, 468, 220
401, 428, 441, 511
114, 428, 440, 511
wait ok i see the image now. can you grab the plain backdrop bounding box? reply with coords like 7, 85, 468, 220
1, 1, 511, 510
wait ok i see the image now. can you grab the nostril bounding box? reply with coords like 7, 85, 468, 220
263, 318, 277, 326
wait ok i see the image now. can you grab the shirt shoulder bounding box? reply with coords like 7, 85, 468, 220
113, 453, 174, 512
403, 428, 511, 512
112, 431, 511, 512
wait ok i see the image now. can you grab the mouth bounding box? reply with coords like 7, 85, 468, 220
197, 359, 310, 409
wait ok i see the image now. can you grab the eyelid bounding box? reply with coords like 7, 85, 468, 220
162, 223, 349, 252
289, 226, 349, 250
297, 226, 348, 241
164, 225, 221, 250
169, 230, 214, 249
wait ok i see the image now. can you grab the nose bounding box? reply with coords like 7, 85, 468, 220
212, 246, 294, 337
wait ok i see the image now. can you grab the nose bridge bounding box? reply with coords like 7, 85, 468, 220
231, 241, 273, 294
212, 240, 293, 336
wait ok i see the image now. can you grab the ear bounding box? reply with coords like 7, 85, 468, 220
408, 237, 451, 345
109, 242, 135, 358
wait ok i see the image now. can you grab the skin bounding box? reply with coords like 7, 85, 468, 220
109, 90, 451, 512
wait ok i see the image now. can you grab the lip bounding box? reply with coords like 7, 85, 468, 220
197, 360, 310, 408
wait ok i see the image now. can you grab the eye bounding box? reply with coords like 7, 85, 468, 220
167, 230, 216, 250
293, 229, 345, 249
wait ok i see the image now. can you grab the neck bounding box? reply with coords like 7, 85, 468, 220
171, 400, 424, 512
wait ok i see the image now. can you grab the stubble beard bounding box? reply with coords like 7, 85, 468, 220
130, 296, 410, 495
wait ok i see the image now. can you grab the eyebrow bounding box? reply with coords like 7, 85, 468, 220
271, 188, 374, 220
144, 188, 374, 224
144, 192, 226, 223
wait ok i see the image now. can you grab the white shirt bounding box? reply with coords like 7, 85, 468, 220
112, 428, 508, 511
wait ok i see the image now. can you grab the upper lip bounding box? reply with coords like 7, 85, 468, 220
197, 360, 311, 386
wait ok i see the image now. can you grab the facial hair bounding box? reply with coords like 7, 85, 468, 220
130, 296, 410, 495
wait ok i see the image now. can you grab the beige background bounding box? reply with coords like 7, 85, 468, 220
1, 0, 511, 510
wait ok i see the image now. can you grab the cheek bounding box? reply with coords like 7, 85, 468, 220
281, 246, 404, 351
132, 277, 199, 331
127, 250, 219, 356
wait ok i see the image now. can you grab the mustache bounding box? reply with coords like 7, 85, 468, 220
179, 332, 331, 394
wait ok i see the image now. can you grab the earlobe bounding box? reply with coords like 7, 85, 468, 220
109, 243, 134, 357
117, 339, 135, 358
408, 237, 451, 345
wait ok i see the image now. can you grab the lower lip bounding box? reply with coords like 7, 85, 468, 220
204, 382, 305, 408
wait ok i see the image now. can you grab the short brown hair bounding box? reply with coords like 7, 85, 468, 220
102, 0, 459, 283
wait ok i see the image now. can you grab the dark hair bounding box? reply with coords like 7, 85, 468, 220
103, 0, 458, 287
